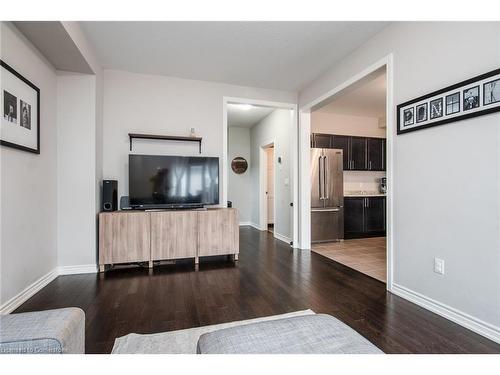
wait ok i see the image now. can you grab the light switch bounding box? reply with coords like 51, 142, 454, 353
434, 257, 445, 275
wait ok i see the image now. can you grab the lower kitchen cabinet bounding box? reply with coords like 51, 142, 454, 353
344, 196, 386, 239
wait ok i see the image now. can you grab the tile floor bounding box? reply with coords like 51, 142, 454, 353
312, 237, 386, 282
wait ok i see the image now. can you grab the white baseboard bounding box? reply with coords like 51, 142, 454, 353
57, 264, 98, 275
0, 269, 58, 315
392, 283, 500, 344
274, 232, 292, 245
239, 222, 262, 230
0, 264, 98, 315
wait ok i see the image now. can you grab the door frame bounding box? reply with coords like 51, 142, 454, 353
298, 53, 395, 290
259, 142, 275, 231
222, 97, 298, 247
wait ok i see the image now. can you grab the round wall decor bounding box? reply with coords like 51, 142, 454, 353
231, 157, 248, 174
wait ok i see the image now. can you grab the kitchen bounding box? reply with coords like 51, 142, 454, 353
310, 68, 388, 282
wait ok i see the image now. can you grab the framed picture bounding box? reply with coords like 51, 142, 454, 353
1, 60, 40, 154
430, 97, 443, 119
403, 107, 414, 126
397, 68, 500, 134
445, 92, 460, 115
463, 86, 479, 111
416, 103, 428, 123
483, 78, 500, 106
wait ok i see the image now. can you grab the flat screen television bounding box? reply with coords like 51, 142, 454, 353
129, 154, 219, 209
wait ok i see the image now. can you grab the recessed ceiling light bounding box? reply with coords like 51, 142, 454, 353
235, 104, 253, 111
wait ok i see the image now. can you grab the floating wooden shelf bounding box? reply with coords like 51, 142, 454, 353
128, 133, 203, 153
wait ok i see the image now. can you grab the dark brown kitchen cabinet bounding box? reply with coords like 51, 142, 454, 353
350, 137, 367, 171
311, 133, 386, 171
344, 197, 365, 235
367, 137, 385, 171
344, 196, 386, 239
332, 135, 350, 170
364, 197, 386, 233
311, 133, 332, 148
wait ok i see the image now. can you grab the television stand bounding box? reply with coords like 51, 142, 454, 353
98, 208, 239, 271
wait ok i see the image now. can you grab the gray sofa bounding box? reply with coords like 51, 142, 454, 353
197, 314, 383, 354
0, 307, 85, 354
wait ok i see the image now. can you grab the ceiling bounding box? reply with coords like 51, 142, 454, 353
80, 21, 389, 91
13, 21, 94, 74
227, 104, 275, 128
315, 68, 386, 118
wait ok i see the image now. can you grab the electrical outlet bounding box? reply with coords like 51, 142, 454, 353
434, 257, 445, 275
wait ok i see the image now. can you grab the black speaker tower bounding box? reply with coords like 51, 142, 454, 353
102, 180, 118, 212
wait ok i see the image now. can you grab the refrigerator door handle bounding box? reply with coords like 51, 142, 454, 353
318, 156, 323, 199
311, 208, 340, 212
323, 156, 329, 200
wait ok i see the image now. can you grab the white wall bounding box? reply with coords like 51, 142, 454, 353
250, 109, 293, 240
0, 22, 58, 306
311, 112, 386, 138
227, 127, 252, 224
102, 69, 296, 202
299, 22, 500, 339
56, 73, 97, 267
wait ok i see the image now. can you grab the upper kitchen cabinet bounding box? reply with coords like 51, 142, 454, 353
332, 135, 350, 170
367, 137, 385, 171
349, 137, 367, 171
311, 133, 386, 171
311, 133, 332, 148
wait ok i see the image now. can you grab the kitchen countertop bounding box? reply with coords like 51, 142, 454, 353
344, 193, 386, 197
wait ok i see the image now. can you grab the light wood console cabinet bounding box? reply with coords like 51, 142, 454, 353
98, 208, 239, 272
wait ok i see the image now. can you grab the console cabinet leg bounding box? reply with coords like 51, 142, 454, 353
233, 254, 239, 261
148, 260, 153, 269
195, 256, 199, 265
99, 264, 105, 273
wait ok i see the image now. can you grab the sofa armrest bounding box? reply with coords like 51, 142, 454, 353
0, 307, 85, 354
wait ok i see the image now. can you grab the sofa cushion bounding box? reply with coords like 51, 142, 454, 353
0, 307, 85, 354
197, 314, 382, 354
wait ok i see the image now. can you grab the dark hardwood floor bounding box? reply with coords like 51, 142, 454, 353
15, 227, 500, 354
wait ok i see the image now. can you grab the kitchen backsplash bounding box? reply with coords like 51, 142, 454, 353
343, 171, 386, 194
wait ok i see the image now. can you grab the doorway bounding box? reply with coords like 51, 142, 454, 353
224, 98, 297, 245
298, 54, 394, 288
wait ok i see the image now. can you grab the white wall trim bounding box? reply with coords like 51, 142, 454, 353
0, 269, 58, 315
239, 222, 261, 230
392, 283, 500, 344
0, 264, 98, 314
274, 232, 292, 245
57, 264, 98, 275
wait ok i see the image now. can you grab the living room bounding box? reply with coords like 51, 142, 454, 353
1, 1, 500, 372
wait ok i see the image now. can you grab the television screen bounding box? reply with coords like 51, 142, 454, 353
129, 154, 219, 208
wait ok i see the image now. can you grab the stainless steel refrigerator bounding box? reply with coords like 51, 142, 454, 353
311, 148, 344, 243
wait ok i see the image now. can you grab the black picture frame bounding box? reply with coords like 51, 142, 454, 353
397, 68, 500, 135
1, 59, 40, 154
